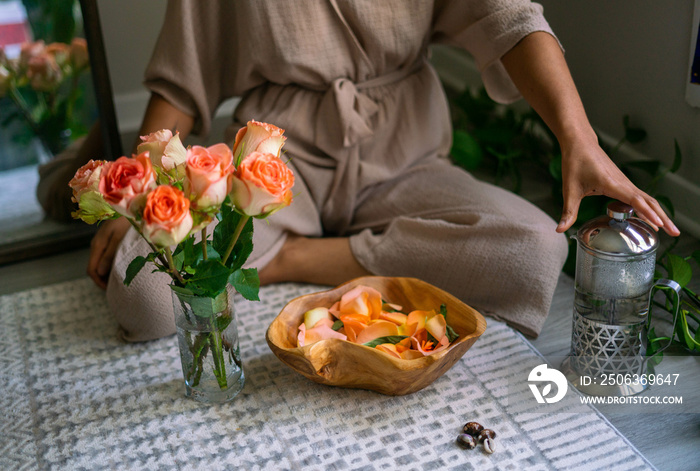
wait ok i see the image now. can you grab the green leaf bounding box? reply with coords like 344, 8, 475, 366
229, 268, 260, 301
655, 195, 675, 218
362, 335, 408, 348
548, 155, 562, 183
332, 320, 344, 331
679, 310, 700, 351
451, 130, 483, 170
446, 325, 459, 343
124, 256, 148, 286
186, 259, 231, 297
623, 115, 647, 143
666, 253, 692, 288
670, 139, 682, 173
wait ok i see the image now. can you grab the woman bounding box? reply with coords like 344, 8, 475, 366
88, 0, 678, 341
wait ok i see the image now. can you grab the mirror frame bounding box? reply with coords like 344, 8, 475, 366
0, 0, 122, 265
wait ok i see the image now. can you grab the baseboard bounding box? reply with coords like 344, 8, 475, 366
430, 45, 700, 239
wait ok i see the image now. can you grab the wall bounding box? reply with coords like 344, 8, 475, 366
538, 0, 700, 237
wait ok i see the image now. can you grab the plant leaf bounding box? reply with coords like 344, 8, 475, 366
332, 320, 344, 331
623, 115, 647, 143
451, 130, 483, 170
187, 259, 231, 297
124, 256, 148, 286
666, 253, 692, 288
229, 268, 260, 301
670, 139, 682, 173
362, 335, 408, 348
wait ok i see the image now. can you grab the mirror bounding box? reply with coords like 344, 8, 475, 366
0, 0, 121, 264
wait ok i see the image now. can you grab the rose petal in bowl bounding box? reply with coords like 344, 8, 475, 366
265, 276, 487, 396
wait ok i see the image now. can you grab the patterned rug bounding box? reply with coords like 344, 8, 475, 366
1, 279, 657, 471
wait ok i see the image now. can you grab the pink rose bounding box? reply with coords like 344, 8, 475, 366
27, 53, 62, 92
232, 120, 286, 165
99, 153, 156, 217
229, 151, 294, 218
69, 159, 105, 202
142, 185, 193, 247
69, 160, 115, 224
19, 41, 45, 71
185, 143, 234, 209
69, 37, 89, 70
45, 42, 70, 68
137, 129, 187, 176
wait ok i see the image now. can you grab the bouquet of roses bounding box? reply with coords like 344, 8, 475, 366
69, 119, 294, 303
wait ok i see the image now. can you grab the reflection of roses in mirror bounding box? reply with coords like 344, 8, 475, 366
0, 38, 91, 156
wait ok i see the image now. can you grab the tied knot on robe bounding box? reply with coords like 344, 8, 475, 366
314, 77, 380, 152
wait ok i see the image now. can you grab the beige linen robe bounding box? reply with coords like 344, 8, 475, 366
108, 0, 568, 341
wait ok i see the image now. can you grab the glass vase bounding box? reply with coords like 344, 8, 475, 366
171, 285, 245, 403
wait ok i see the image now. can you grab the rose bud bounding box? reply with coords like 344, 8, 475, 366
229, 151, 294, 218
232, 120, 286, 165
137, 129, 187, 178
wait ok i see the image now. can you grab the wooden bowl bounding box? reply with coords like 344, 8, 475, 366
265, 276, 487, 395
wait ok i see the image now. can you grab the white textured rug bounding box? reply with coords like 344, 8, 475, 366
1, 279, 656, 471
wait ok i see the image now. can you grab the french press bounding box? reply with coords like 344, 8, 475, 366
560, 201, 681, 397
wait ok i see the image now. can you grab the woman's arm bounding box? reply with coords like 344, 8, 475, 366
500, 31, 679, 236
87, 93, 195, 288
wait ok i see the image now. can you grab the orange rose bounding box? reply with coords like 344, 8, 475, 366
99, 153, 156, 217
232, 120, 286, 165
185, 143, 234, 209
229, 151, 294, 217
142, 185, 193, 247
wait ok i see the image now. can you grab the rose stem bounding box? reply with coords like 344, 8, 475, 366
201, 227, 208, 260
165, 247, 186, 285
221, 215, 250, 266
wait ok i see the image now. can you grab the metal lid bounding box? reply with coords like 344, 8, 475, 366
576, 201, 658, 255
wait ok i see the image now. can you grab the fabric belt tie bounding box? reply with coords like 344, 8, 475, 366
311, 58, 427, 234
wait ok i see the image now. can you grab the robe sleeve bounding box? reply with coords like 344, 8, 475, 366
142, 0, 238, 136
431, 0, 562, 104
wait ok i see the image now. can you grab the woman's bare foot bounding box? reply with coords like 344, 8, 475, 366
258, 234, 372, 286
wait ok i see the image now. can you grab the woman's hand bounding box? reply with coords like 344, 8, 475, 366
557, 134, 680, 236
87, 218, 131, 289
501, 32, 680, 237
